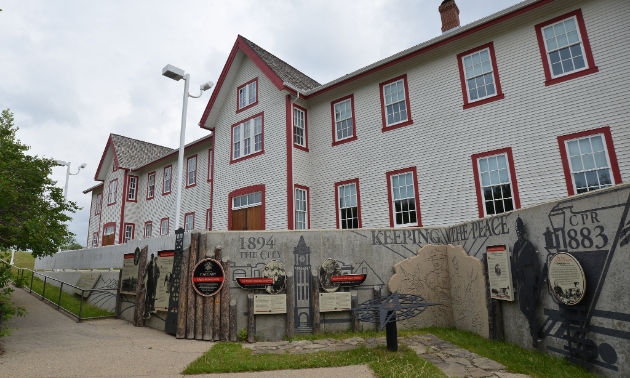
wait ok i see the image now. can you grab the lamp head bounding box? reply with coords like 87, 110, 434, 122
162, 64, 185, 81
55, 160, 68, 166
200, 81, 214, 91
80, 163, 87, 169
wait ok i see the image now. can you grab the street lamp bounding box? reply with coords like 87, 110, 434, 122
55, 160, 87, 202
162, 64, 213, 232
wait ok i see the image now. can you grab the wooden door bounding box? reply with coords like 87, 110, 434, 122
232, 208, 248, 230
102, 233, 115, 246
231, 206, 262, 230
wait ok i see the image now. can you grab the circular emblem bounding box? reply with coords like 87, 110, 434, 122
133, 247, 140, 266
548, 252, 586, 305
263, 260, 286, 294
191, 258, 224, 297
319, 258, 342, 293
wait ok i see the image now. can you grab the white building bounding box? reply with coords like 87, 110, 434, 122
84, 0, 629, 246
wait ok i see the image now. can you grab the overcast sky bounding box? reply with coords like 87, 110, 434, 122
0, 0, 524, 247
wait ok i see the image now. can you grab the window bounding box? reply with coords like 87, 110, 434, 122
186, 155, 197, 188
457, 42, 504, 109
147, 172, 155, 199
124, 224, 135, 243
108, 179, 118, 205
386, 168, 422, 227
331, 94, 356, 146
535, 9, 598, 86
237, 78, 258, 113
233, 192, 262, 210
231, 113, 264, 163
184, 212, 195, 232
379, 75, 413, 131
207, 149, 213, 182
294, 105, 308, 151
206, 209, 212, 231
144, 222, 152, 238
335, 179, 362, 229
127, 175, 138, 201
95, 193, 102, 215
92, 233, 99, 248
558, 127, 621, 196
163, 165, 172, 194
160, 218, 169, 236
295, 185, 309, 230
471, 148, 521, 218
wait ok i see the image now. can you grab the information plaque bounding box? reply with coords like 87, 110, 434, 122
120, 251, 139, 294
154, 250, 175, 311
548, 252, 585, 305
486, 245, 514, 301
253, 294, 287, 314
73, 272, 101, 298
191, 258, 224, 297
319, 292, 352, 312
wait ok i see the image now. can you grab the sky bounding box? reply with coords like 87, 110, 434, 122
0, 0, 524, 247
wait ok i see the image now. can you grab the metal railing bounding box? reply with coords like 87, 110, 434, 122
1, 258, 119, 322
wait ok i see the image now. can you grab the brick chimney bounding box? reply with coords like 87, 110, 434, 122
439, 0, 460, 33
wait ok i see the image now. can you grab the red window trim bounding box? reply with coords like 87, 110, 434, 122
471, 147, 521, 218
227, 184, 266, 231
160, 217, 170, 236
385, 167, 423, 228
379, 74, 414, 132
535, 9, 598, 87
162, 165, 172, 195
293, 104, 309, 152
205, 208, 212, 231
112, 159, 118, 172
127, 175, 139, 202
184, 212, 195, 231
102, 222, 116, 243
146, 171, 156, 200
230, 112, 265, 164
557, 127, 622, 196
207, 149, 213, 182
334, 178, 363, 230
185, 154, 198, 189
294, 184, 311, 229
236, 77, 259, 114
123, 223, 135, 243
330, 94, 358, 147
107, 179, 118, 206
456, 42, 505, 110
144, 221, 153, 238
95, 193, 102, 215
92, 232, 99, 247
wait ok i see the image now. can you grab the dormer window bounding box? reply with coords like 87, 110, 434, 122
237, 78, 258, 113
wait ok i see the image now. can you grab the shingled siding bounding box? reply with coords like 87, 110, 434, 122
211, 56, 290, 230
303, 0, 629, 228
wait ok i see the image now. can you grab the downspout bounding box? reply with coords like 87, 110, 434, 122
118, 169, 128, 244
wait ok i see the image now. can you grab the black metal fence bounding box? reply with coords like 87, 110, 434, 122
1, 258, 119, 322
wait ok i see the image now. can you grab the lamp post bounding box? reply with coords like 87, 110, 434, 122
162, 64, 213, 232
55, 160, 87, 202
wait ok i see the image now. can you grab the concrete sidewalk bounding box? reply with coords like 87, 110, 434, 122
0, 287, 375, 378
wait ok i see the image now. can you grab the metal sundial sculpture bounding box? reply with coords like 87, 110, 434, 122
352, 291, 441, 351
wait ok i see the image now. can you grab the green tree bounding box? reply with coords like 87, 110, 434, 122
62, 243, 84, 251
0, 109, 79, 257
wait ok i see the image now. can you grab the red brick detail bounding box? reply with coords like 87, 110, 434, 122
439, 0, 460, 33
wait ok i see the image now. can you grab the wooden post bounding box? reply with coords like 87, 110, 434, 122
373, 286, 382, 331
312, 270, 320, 334
115, 269, 123, 318
213, 247, 222, 341
176, 246, 191, 339
247, 293, 255, 343
229, 299, 237, 342
220, 256, 230, 341
286, 271, 295, 339
134, 246, 148, 327
203, 244, 219, 341
195, 233, 206, 340
351, 290, 359, 333
186, 236, 199, 339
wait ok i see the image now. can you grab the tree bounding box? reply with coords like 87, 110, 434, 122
62, 243, 84, 251
0, 109, 79, 257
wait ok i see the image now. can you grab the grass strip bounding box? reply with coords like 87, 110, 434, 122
184, 342, 445, 378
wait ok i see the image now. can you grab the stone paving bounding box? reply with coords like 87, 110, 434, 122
245, 334, 531, 378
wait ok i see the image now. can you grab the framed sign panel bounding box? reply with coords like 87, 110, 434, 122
153, 250, 175, 311
120, 249, 140, 294
253, 294, 287, 314
319, 292, 352, 312
191, 258, 224, 297
486, 245, 514, 301
548, 252, 586, 305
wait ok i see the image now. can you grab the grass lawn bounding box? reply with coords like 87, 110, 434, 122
185, 328, 599, 378
5, 252, 113, 319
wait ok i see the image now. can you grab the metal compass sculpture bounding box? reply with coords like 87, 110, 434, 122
353, 291, 441, 351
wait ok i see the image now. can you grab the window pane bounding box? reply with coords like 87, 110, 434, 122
495, 200, 504, 214
594, 152, 608, 168
255, 192, 262, 204
573, 55, 585, 70
598, 169, 612, 185
574, 172, 587, 189
557, 34, 568, 48
582, 153, 595, 170
502, 184, 512, 199
565, 18, 577, 32
234, 197, 240, 208
554, 23, 566, 37
567, 140, 580, 156
590, 136, 604, 151
567, 30, 579, 44
472, 53, 480, 65
562, 59, 574, 72
485, 201, 495, 215
465, 67, 474, 79
549, 51, 561, 64
499, 169, 509, 183
482, 60, 491, 73
585, 170, 599, 187
479, 158, 488, 172
570, 156, 584, 171
488, 157, 497, 171
484, 73, 494, 84
481, 172, 490, 186
547, 38, 558, 51
504, 198, 514, 212
493, 185, 502, 200
552, 62, 563, 76
543, 26, 555, 40
484, 187, 493, 201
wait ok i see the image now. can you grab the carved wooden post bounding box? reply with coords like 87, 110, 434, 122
247, 293, 255, 343
373, 286, 382, 331
195, 233, 205, 340
220, 256, 230, 341
351, 290, 359, 333
229, 299, 237, 342
286, 271, 295, 339
312, 270, 320, 334
115, 269, 123, 318
176, 246, 191, 338
203, 244, 218, 341
186, 235, 199, 339
213, 246, 222, 341
134, 246, 148, 327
